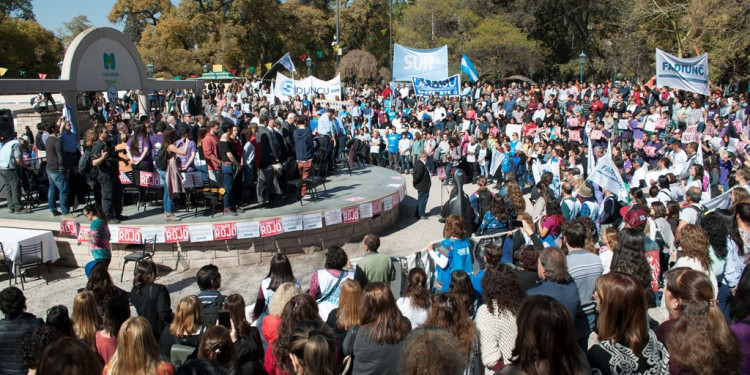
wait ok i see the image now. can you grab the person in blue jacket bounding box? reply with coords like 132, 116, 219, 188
386, 127, 400, 171
427, 215, 474, 292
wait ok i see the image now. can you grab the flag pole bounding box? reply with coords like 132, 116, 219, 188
260, 61, 280, 81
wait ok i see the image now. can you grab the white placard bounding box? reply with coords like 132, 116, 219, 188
282, 215, 303, 232
236, 221, 260, 239
303, 213, 323, 230
505, 124, 523, 139
140, 226, 166, 243
359, 203, 373, 219
189, 224, 214, 242
618, 119, 629, 130
383, 196, 394, 211
325, 209, 342, 226
109, 225, 120, 243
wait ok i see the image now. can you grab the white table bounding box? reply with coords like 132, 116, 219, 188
0, 228, 60, 274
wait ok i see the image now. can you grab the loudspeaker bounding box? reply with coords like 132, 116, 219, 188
0, 109, 13, 143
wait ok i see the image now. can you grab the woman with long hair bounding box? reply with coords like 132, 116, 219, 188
530, 181, 550, 221
656, 268, 742, 374
197, 326, 246, 375
158, 296, 206, 360
72, 291, 100, 351
428, 215, 473, 292
325, 279, 362, 355
498, 295, 591, 375
268, 294, 323, 375
37, 337, 103, 375
537, 198, 565, 247
670, 225, 717, 294
288, 320, 337, 375
736, 203, 750, 260
82, 204, 111, 268
478, 194, 510, 235
343, 282, 411, 375
160, 128, 188, 221
448, 270, 477, 318
95, 294, 130, 364
224, 294, 264, 373
476, 264, 524, 374
425, 294, 476, 359
702, 209, 745, 317
254, 253, 297, 344
396, 267, 431, 329
130, 259, 172, 342
104, 317, 175, 375
309, 246, 353, 321
730, 266, 750, 374
610, 228, 656, 306
126, 123, 153, 186
262, 283, 302, 352
86, 263, 127, 317
588, 272, 669, 374
504, 180, 527, 216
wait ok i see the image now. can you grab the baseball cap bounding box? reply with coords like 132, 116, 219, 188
633, 158, 645, 166
620, 206, 647, 229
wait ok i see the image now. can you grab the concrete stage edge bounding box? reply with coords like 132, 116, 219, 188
0, 166, 406, 272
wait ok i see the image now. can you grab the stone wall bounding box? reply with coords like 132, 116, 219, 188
52, 204, 399, 272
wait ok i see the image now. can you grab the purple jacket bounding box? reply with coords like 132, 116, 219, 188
731, 318, 750, 375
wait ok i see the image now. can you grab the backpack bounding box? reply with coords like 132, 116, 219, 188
78, 148, 94, 176
683, 204, 706, 227
156, 146, 168, 171
200, 294, 226, 326
476, 190, 493, 225
35, 132, 45, 151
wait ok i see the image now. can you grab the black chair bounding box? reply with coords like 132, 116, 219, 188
0, 244, 13, 287
16, 242, 47, 290
120, 235, 156, 282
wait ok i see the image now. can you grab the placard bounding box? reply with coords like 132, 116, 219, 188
139, 171, 161, 188
644, 145, 657, 157
590, 130, 602, 140
303, 213, 323, 230
655, 118, 667, 129
213, 222, 237, 240
618, 119, 629, 130
505, 124, 522, 139
60, 219, 77, 235
182, 171, 203, 189
569, 131, 581, 143
117, 226, 142, 244
108, 225, 120, 244
77, 224, 90, 243
119, 171, 132, 185
359, 203, 373, 219
342, 206, 360, 223
281, 215, 303, 232
634, 138, 644, 149
384, 196, 394, 211
643, 115, 658, 133
372, 200, 383, 216
325, 209, 342, 226
165, 225, 190, 243
260, 218, 284, 237
188, 224, 214, 242
682, 125, 700, 143
237, 221, 261, 239
140, 226, 166, 243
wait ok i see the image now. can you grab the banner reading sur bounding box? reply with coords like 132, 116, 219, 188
392, 44, 449, 82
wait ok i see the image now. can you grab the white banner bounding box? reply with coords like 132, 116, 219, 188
489, 149, 504, 176
274, 73, 342, 101
655, 49, 709, 96
588, 154, 628, 201
392, 44, 449, 82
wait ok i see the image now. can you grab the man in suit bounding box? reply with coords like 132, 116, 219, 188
412, 151, 431, 219
281, 112, 297, 153
256, 115, 280, 170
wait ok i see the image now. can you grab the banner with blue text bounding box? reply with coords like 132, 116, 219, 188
411, 74, 460, 97
392, 44, 449, 82
655, 49, 709, 96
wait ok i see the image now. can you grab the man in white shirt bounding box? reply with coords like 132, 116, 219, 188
532, 107, 547, 123
399, 84, 410, 100
668, 139, 688, 176
630, 158, 649, 189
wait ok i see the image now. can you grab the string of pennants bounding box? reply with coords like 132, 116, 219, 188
0, 68, 48, 79
61, 184, 406, 244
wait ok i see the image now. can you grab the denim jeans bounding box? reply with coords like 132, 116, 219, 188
400, 154, 411, 172
417, 190, 429, 217
158, 170, 173, 214
222, 165, 235, 209
479, 163, 489, 178
47, 170, 69, 214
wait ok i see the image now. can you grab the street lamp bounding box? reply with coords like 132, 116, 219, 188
306, 56, 312, 77
146, 63, 154, 78
57, 60, 63, 79
578, 51, 587, 83
202, 64, 209, 74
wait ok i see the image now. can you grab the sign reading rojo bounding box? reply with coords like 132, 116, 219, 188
77, 224, 90, 243
60, 219, 77, 235
213, 223, 237, 240
139, 171, 161, 188
343, 206, 359, 223
260, 218, 283, 237
165, 225, 189, 243
118, 226, 142, 244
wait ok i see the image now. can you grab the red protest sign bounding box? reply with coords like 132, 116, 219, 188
165, 225, 189, 243
569, 130, 581, 143
372, 199, 383, 216
213, 222, 237, 240
139, 171, 161, 188
60, 219, 77, 235
343, 206, 360, 223
260, 218, 283, 237
634, 138, 644, 149
77, 224, 90, 243
118, 226, 142, 244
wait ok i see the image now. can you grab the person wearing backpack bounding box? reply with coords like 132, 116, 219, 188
675, 186, 706, 244
196, 264, 226, 327
91, 125, 125, 224
0, 133, 32, 214
470, 177, 494, 229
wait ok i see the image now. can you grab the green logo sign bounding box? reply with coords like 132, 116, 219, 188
103, 53, 116, 70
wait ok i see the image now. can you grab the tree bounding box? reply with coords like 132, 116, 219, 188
108, 0, 173, 42
0, 15, 63, 78
0, 0, 32, 20
58, 15, 92, 49
339, 49, 378, 83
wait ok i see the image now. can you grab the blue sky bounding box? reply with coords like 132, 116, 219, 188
32, 0, 180, 33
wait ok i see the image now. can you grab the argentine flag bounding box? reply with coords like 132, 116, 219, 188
461, 55, 479, 83
277, 52, 296, 73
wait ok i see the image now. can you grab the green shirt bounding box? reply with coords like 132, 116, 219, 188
354, 251, 395, 287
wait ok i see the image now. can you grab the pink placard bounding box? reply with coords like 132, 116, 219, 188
260, 218, 284, 237
213, 222, 237, 240
165, 225, 189, 243
60, 219, 77, 236
77, 224, 90, 243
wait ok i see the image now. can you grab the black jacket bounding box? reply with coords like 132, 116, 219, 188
412, 158, 431, 193
0, 313, 43, 375
255, 125, 279, 169
130, 283, 173, 342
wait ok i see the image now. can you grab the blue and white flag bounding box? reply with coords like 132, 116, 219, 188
461, 55, 479, 83
655, 49, 708, 96
588, 154, 628, 201
277, 53, 296, 73
412, 74, 460, 97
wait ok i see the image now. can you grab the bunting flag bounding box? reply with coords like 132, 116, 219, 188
19, 70, 26, 76
299, 54, 307, 63
248, 67, 255, 74
264, 63, 272, 70
0, 68, 6, 76
38, 73, 46, 79
332, 45, 339, 52
189, 74, 197, 78
381, 28, 387, 36
173, 76, 181, 80
276, 52, 296, 72
316, 50, 323, 59
230, 69, 237, 76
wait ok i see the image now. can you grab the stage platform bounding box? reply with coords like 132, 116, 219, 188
0, 166, 406, 271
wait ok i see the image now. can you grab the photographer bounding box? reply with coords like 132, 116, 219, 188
91, 125, 126, 223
